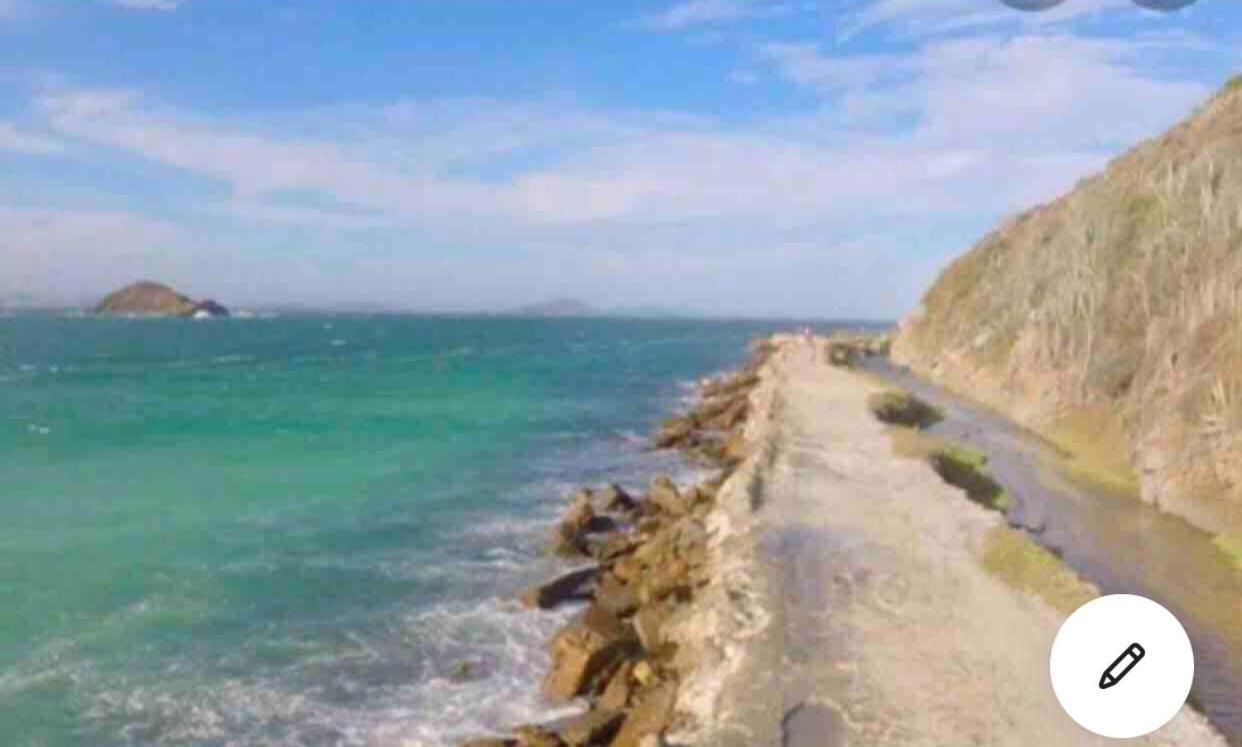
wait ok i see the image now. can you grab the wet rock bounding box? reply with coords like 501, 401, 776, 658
610, 682, 677, 747
593, 573, 640, 618
460, 738, 514, 747
586, 531, 638, 562
645, 477, 688, 517
553, 709, 625, 747
722, 429, 747, 463
610, 554, 644, 584
514, 725, 564, 747
582, 604, 633, 642
654, 417, 695, 449
695, 395, 748, 432
552, 493, 621, 557
636, 559, 691, 604
520, 566, 599, 610
635, 516, 664, 535
594, 484, 638, 513
632, 601, 676, 652
701, 372, 759, 400
558, 493, 597, 539
544, 617, 641, 701
550, 535, 588, 559
598, 659, 637, 711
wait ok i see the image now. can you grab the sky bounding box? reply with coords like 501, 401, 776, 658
1, 0, 1239, 318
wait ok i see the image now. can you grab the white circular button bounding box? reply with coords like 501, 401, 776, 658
1049, 594, 1195, 738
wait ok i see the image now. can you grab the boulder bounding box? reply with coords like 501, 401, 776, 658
586, 531, 638, 562
632, 601, 676, 652
582, 604, 632, 642
610, 682, 678, 747
544, 617, 641, 701
520, 567, 599, 610
191, 299, 230, 318
701, 372, 759, 399
553, 709, 625, 747
722, 429, 747, 464
513, 725, 564, 747
632, 660, 655, 687
636, 559, 691, 605
552, 494, 619, 557
711, 398, 749, 430
645, 477, 688, 517
594, 573, 640, 618
558, 493, 597, 540
653, 417, 695, 449
597, 659, 637, 711
610, 552, 648, 585
594, 484, 638, 513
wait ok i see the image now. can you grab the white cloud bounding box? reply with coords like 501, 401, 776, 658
0, 123, 65, 155
109, 0, 182, 11
10, 0, 1230, 315
0, 206, 188, 302
628, 0, 796, 31
839, 0, 1130, 39
758, 31, 1209, 147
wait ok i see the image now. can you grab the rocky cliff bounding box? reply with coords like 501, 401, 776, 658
94, 281, 229, 317
893, 78, 1242, 539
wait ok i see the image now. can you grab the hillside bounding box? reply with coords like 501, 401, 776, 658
94, 281, 228, 317
893, 77, 1242, 539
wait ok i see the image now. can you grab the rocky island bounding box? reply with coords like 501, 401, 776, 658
94, 281, 229, 318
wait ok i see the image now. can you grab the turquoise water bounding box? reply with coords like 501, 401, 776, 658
0, 314, 829, 746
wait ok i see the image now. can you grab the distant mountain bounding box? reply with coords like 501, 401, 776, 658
94, 281, 230, 318
509, 298, 600, 317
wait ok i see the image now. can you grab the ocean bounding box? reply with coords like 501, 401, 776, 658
0, 314, 833, 747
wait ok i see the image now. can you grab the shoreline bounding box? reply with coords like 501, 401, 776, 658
462, 332, 1230, 747
459, 338, 778, 747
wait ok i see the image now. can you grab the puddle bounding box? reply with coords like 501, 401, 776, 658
863, 358, 1242, 745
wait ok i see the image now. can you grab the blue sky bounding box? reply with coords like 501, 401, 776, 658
1, 0, 1239, 317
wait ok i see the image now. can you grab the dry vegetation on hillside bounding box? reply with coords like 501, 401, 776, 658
894, 77, 1242, 537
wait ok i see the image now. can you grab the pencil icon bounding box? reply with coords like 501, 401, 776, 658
1099, 643, 1145, 689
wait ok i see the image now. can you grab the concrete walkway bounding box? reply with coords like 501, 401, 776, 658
695, 337, 1224, 747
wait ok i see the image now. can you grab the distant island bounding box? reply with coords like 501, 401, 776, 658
509, 298, 600, 317
506, 297, 694, 319
94, 281, 230, 318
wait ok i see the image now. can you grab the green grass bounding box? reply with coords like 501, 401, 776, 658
929, 444, 1011, 513
981, 526, 1098, 615
867, 390, 944, 429
1213, 533, 1242, 570
937, 443, 988, 469
1044, 408, 1140, 495
882, 427, 1013, 515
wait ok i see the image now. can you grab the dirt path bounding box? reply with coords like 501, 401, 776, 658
686, 337, 1225, 746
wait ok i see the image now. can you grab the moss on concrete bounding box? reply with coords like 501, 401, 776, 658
981, 526, 1098, 615
1044, 407, 1139, 495
867, 390, 944, 429
1213, 533, 1242, 570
